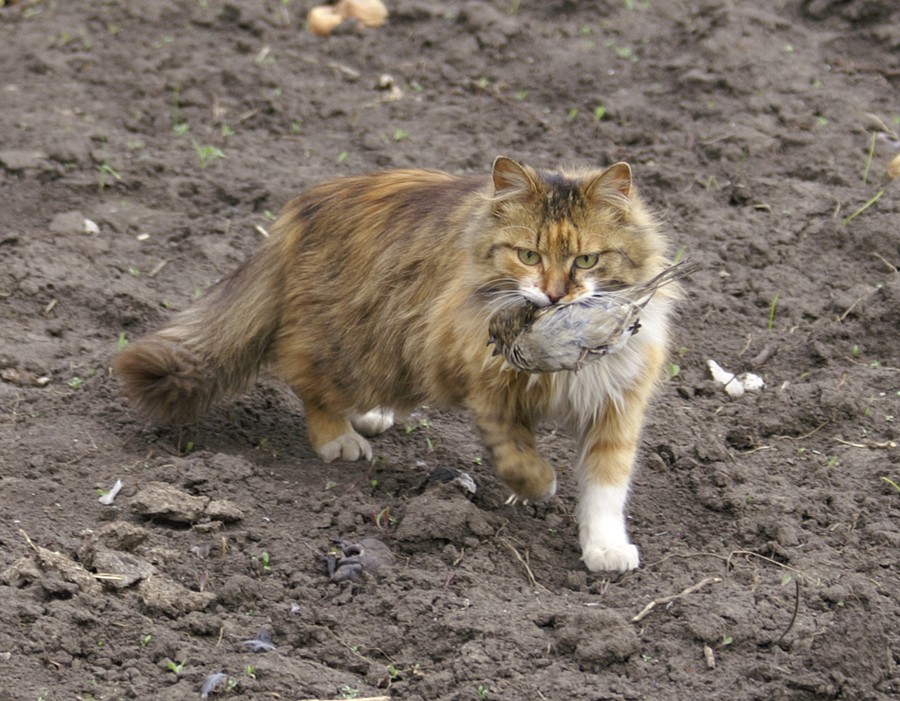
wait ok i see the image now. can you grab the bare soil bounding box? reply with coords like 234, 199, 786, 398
1, 1, 898, 699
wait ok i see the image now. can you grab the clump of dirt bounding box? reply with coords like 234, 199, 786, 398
1, 1, 898, 699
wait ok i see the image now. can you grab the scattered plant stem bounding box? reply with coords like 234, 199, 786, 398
499, 537, 547, 592
862, 131, 876, 184
296, 697, 390, 701
771, 578, 801, 646
631, 576, 721, 623
767, 293, 779, 330
842, 189, 884, 226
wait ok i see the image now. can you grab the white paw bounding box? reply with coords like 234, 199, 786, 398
581, 542, 640, 573
577, 482, 638, 572
317, 432, 373, 463
350, 408, 395, 437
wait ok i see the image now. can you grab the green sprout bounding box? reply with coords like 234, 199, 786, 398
767, 292, 780, 330
165, 659, 185, 675
98, 161, 121, 191
192, 140, 225, 169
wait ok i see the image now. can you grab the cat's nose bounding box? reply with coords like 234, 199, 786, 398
546, 291, 564, 304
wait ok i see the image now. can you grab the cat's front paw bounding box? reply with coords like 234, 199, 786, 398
505, 474, 557, 505
581, 541, 640, 573
317, 432, 373, 463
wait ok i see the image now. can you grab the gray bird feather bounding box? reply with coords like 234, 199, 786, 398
488, 260, 698, 373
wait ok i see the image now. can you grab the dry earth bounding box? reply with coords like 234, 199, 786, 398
1, 1, 898, 700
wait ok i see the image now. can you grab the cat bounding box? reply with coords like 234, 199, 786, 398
114, 156, 674, 573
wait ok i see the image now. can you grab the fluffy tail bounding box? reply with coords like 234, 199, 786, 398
113, 236, 284, 425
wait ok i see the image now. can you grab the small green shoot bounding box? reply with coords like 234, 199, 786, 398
593, 104, 606, 120
666, 362, 681, 380
165, 659, 185, 675
245, 664, 257, 679
515, 89, 529, 100
672, 245, 687, 264
881, 476, 900, 492
260, 551, 271, 571
192, 140, 225, 169
339, 686, 360, 699
387, 663, 400, 680
336, 150, 349, 164
566, 107, 579, 120
68, 376, 84, 390
140, 634, 152, 648
767, 292, 780, 330
392, 128, 409, 141
477, 685, 490, 700
117, 332, 128, 351
98, 161, 121, 191
842, 189, 884, 226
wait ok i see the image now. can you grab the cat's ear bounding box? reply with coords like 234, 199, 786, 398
585, 162, 633, 205
491, 156, 538, 199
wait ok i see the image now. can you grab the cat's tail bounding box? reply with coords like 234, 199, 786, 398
113, 235, 286, 426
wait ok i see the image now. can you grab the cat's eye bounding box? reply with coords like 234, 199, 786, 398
573, 253, 600, 269
517, 249, 541, 266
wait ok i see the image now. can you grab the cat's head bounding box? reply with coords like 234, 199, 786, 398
476, 156, 666, 308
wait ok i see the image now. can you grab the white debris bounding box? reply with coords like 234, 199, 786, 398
98, 479, 124, 505
707, 359, 764, 398
83, 218, 100, 234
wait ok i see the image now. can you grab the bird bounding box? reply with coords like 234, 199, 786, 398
487, 260, 698, 373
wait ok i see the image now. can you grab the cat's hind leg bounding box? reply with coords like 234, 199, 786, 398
350, 408, 395, 437
304, 404, 372, 463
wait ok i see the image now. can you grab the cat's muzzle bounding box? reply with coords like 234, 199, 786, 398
487, 260, 698, 374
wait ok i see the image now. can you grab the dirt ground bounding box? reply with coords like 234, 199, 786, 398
1, 1, 898, 699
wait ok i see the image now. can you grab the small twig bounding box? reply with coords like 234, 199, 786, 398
772, 578, 801, 646
148, 259, 169, 278
631, 576, 722, 623
774, 422, 829, 442
834, 437, 896, 449
19, 528, 37, 551
726, 550, 819, 585
749, 343, 778, 369
499, 537, 548, 592
840, 285, 880, 322
297, 697, 390, 701
842, 189, 885, 226
872, 252, 898, 275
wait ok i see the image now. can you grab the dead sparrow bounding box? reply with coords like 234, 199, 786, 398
488, 260, 698, 373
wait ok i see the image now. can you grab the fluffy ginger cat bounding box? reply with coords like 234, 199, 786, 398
114, 156, 674, 573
